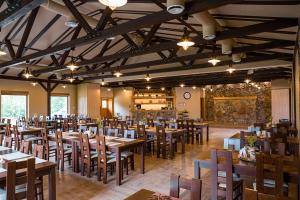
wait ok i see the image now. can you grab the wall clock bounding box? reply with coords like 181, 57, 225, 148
183, 92, 191, 100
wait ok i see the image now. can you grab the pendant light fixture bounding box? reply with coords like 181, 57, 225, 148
114, 69, 123, 78
145, 74, 151, 82
177, 27, 194, 51
161, 87, 165, 91
180, 83, 184, 88
99, 0, 127, 10
100, 79, 105, 86
208, 56, 221, 66
208, 44, 221, 66
66, 51, 78, 71
68, 73, 75, 83
226, 64, 236, 74
192, 86, 196, 90
146, 86, 151, 90
23, 67, 33, 79
31, 82, 37, 86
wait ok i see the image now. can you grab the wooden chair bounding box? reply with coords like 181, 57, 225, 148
255, 153, 284, 197
137, 124, 154, 155
32, 144, 45, 200
1, 118, 5, 123
244, 188, 279, 200
156, 126, 170, 159
120, 122, 128, 137
106, 128, 118, 136
159, 119, 167, 127
95, 135, 124, 184
211, 149, 243, 200
147, 118, 154, 127
176, 119, 184, 129
4, 124, 11, 137
12, 125, 21, 150
19, 140, 32, 154
42, 129, 56, 160
186, 120, 195, 144
55, 131, 72, 171
170, 174, 202, 200
62, 120, 69, 132
3, 136, 13, 148
263, 141, 285, 156
79, 133, 97, 177
2, 158, 35, 200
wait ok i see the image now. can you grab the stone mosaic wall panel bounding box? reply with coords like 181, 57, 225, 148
205, 83, 271, 125
214, 97, 257, 125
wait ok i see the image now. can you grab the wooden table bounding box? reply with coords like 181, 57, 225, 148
0, 148, 56, 200
194, 122, 209, 142
125, 189, 179, 200
144, 127, 185, 159
17, 127, 44, 139
77, 122, 98, 128
194, 152, 300, 180
49, 133, 145, 186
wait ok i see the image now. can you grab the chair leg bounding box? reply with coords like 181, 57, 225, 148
57, 159, 60, 170
200, 132, 203, 144
130, 155, 134, 170
124, 158, 128, 175
87, 162, 91, 178
61, 157, 64, 171
103, 166, 107, 184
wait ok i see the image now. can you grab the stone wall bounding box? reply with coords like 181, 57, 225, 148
205, 83, 271, 125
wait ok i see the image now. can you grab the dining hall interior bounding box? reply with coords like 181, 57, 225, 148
0, 0, 299, 199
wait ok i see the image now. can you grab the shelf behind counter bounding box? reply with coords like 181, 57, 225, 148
131, 110, 176, 121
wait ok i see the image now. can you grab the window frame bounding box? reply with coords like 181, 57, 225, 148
0, 90, 29, 119
50, 93, 70, 116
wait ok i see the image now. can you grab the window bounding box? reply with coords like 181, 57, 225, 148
51, 95, 69, 116
1, 92, 27, 120
102, 99, 107, 108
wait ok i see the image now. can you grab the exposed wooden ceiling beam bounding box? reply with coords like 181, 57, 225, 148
0, 0, 243, 69
0, 0, 45, 28
67, 40, 294, 78
83, 53, 292, 81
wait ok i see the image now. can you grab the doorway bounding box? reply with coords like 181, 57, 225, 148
100, 98, 113, 118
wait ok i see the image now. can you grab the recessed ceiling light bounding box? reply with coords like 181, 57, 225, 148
161, 87, 165, 91
192, 86, 196, 90
180, 83, 184, 88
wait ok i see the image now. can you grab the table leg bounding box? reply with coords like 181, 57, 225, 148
169, 136, 174, 159
206, 126, 209, 142
48, 166, 56, 200
140, 142, 145, 174
72, 141, 79, 173
116, 149, 122, 186
181, 134, 185, 154
194, 160, 200, 179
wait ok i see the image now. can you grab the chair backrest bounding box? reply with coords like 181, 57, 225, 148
19, 140, 32, 154
263, 141, 285, 156
79, 133, 91, 161
107, 128, 118, 136
137, 124, 146, 140
6, 158, 35, 200
3, 136, 12, 148
1, 118, 5, 123
12, 125, 20, 150
5, 124, 11, 136
156, 126, 166, 146
186, 120, 194, 133
159, 119, 167, 127
120, 122, 128, 137
170, 174, 202, 200
176, 119, 184, 129
211, 149, 234, 200
109, 121, 118, 129
147, 118, 154, 127
240, 131, 256, 148
33, 144, 45, 159
256, 153, 283, 196
41, 129, 50, 160
96, 135, 107, 164
79, 125, 88, 132
244, 188, 281, 200
89, 126, 98, 134
55, 131, 65, 157
7, 118, 11, 125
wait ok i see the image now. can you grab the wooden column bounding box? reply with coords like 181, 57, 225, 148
39, 82, 59, 116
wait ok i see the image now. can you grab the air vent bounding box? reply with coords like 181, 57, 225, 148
167, 0, 185, 15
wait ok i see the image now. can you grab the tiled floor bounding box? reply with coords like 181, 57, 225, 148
44, 128, 241, 200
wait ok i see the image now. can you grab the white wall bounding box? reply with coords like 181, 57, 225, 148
175, 87, 201, 119
271, 79, 291, 123
113, 88, 133, 117
0, 79, 77, 117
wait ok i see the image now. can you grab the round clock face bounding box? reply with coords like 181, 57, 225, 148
183, 92, 191, 100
